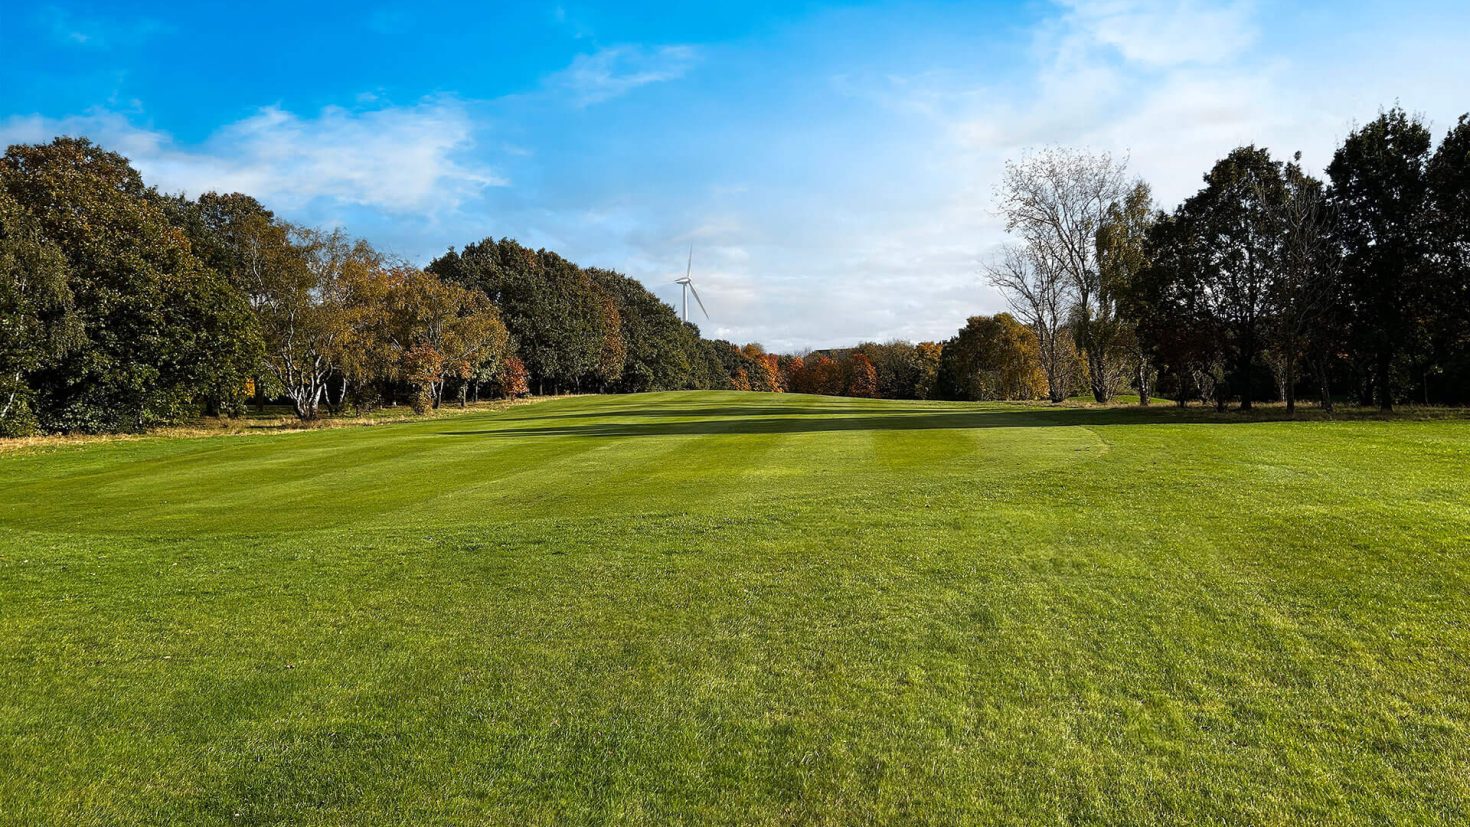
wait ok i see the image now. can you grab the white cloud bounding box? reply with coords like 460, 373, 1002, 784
8, 1, 1466, 352
550, 45, 699, 105
657, 0, 1468, 349
0, 100, 503, 213
1055, 0, 1258, 67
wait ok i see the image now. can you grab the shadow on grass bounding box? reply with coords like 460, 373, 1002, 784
495, 404, 920, 422
438, 404, 1401, 439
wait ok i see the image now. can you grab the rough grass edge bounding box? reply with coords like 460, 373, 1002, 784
0, 396, 569, 455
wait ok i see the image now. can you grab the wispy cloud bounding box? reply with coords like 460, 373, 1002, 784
550, 45, 699, 105
945, 0, 1285, 204
1054, 0, 1258, 67
6, 0, 1466, 350
0, 99, 503, 213
37, 4, 172, 48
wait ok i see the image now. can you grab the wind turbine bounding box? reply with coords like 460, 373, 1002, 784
674, 246, 708, 323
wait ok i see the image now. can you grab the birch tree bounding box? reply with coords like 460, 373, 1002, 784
254, 227, 382, 420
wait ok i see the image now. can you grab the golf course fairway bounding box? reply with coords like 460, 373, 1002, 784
2, 391, 1467, 824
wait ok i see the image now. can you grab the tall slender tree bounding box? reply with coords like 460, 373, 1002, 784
1266, 156, 1338, 414
1327, 107, 1433, 410
1097, 182, 1157, 404
1425, 115, 1470, 403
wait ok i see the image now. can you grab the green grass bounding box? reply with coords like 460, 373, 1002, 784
2, 391, 1468, 825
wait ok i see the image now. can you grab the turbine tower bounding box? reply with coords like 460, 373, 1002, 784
674, 246, 708, 323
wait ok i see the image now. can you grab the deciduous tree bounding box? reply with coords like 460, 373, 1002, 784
1266, 157, 1338, 414
1425, 115, 1470, 403
1328, 107, 1433, 410
1097, 182, 1157, 404
846, 352, 879, 398
0, 189, 81, 434
997, 147, 1129, 402
1, 138, 257, 432
936, 313, 1046, 401
988, 244, 1072, 402
254, 227, 380, 419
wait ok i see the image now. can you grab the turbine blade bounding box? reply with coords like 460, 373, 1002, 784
686, 245, 693, 280
689, 281, 709, 319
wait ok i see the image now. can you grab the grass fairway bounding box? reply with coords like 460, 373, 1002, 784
2, 391, 1468, 825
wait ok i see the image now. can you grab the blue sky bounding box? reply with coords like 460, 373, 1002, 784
4, 1, 1469, 349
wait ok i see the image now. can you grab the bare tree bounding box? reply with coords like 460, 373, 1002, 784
987, 244, 1072, 403
997, 147, 1130, 402
1266, 155, 1339, 415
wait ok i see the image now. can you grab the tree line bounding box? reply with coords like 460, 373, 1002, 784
983, 107, 1470, 412
760, 108, 1469, 410
0, 138, 744, 435
3, 107, 1467, 435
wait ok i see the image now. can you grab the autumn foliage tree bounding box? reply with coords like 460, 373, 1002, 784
739, 344, 781, 392
914, 342, 943, 400
249, 227, 377, 419
380, 267, 509, 409
788, 354, 845, 395
496, 356, 530, 398
846, 352, 879, 397
936, 313, 1047, 401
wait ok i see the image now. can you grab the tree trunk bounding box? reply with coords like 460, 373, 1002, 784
1074, 309, 1109, 404
1376, 349, 1393, 411
1135, 358, 1150, 406
1, 373, 20, 422
1236, 344, 1253, 411
1088, 348, 1109, 403
295, 389, 316, 421
1284, 353, 1297, 416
